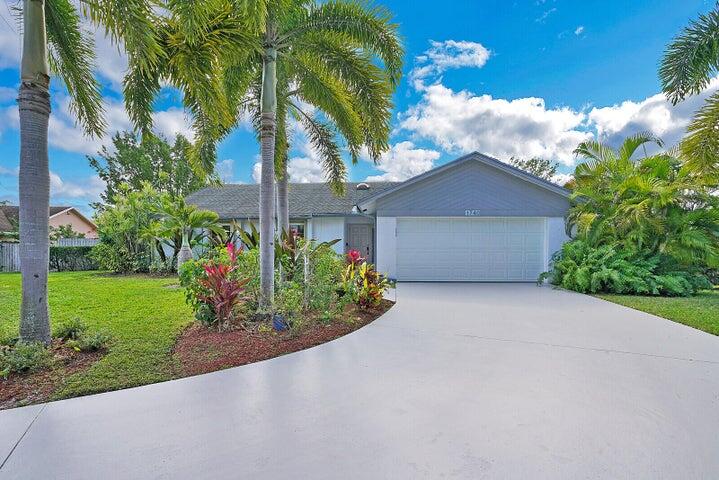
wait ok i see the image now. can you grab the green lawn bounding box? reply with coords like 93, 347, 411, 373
0, 271, 193, 399
597, 290, 719, 336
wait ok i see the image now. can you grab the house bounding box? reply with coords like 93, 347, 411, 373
0, 205, 98, 239
187, 152, 572, 282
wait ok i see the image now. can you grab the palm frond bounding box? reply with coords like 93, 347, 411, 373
660, 6, 719, 104
680, 91, 719, 177
46, 0, 105, 137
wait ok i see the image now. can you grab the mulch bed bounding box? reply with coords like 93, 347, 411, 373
0, 342, 104, 410
173, 299, 394, 377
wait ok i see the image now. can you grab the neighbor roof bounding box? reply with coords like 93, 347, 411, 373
0, 206, 92, 231
0, 207, 12, 231
186, 182, 399, 219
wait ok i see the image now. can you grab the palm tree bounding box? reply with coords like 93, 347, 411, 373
660, 5, 719, 176
151, 196, 225, 270
17, 0, 159, 343
570, 133, 719, 268
189, 0, 404, 309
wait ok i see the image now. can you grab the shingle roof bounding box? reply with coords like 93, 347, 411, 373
0, 206, 73, 231
186, 182, 399, 219
0, 207, 12, 231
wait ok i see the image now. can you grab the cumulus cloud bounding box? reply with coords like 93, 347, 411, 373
0, 86, 15, 103
50, 172, 105, 200
587, 77, 719, 150
410, 40, 491, 89
364, 141, 440, 181
0, 15, 20, 70
216, 159, 236, 183
0, 165, 18, 176
252, 155, 327, 184
399, 83, 591, 165
0, 96, 193, 155
574, 26, 585, 35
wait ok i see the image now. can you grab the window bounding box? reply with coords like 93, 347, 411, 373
289, 222, 305, 238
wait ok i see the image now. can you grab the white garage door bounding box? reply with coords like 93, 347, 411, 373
396, 217, 546, 282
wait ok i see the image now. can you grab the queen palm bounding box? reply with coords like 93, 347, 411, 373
17, 0, 161, 343
191, 0, 404, 308
660, 5, 719, 177
17, 0, 240, 343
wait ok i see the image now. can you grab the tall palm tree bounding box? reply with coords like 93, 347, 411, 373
17, 0, 239, 343
17, 0, 159, 343
660, 5, 719, 176
188, 0, 403, 309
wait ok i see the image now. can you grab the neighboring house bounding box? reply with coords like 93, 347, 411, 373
0, 205, 98, 239
187, 152, 571, 282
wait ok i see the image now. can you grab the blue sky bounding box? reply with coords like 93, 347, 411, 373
0, 0, 716, 215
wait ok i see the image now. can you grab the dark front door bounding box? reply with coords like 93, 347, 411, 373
347, 224, 374, 262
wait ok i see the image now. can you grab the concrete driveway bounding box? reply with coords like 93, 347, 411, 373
1, 283, 719, 479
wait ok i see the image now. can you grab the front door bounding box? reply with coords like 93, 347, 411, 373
347, 224, 374, 263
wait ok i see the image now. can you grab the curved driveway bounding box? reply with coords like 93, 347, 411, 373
2, 283, 719, 479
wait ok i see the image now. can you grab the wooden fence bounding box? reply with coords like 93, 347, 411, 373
0, 238, 100, 272
0, 243, 20, 272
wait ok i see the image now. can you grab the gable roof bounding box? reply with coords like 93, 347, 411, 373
357, 152, 570, 211
0, 207, 12, 231
0, 206, 96, 230
186, 182, 399, 220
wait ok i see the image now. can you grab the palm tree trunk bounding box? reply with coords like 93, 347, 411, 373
259, 43, 278, 310
277, 168, 289, 235
18, 0, 51, 344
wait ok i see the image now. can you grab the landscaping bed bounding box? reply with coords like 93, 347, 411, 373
0, 340, 104, 409
174, 299, 393, 377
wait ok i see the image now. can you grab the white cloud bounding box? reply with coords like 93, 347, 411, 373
50, 172, 105, 200
216, 159, 235, 183
551, 172, 573, 186
364, 141, 440, 181
588, 77, 719, 150
252, 156, 326, 184
0, 165, 18, 176
410, 40, 491, 89
0, 15, 21, 70
0, 86, 15, 103
0, 96, 193, 155
399, 83, 591, 165
574, 26, 585, 35
535, 8, 557, 23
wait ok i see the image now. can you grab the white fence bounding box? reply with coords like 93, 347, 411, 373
0, 238, 100, 272
56, 238, 100, 247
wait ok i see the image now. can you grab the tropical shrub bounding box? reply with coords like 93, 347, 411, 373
306, 245, 344, 312
49, 246, 97, 271
0, 342, 52, 378
542, 240, 710, 296
542, 133, 719, 295
340, 250, 390, 308
180, 244, 250, 330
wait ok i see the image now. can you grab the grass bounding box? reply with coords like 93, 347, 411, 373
0, 271, 193, 399
597, 289, 719, 336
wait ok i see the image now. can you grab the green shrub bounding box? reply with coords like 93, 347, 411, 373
66, 331, 112, 352
49, 246, 98, 271
0, 342, 52, 378
276, 281, 305, 316
90, 242, 150, 273
541, 240, 711, 296
306, 245, 343, 312
54, 317, 88, 340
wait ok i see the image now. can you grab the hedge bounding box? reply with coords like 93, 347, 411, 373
49, 246, 98, 272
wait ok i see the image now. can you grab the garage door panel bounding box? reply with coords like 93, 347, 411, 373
396, 217, 546, 282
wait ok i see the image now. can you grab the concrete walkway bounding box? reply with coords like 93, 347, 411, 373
1, 284, 718, 479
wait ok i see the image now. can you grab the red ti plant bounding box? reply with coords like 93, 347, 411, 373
346, 249, 364, 265
197, 243, 249, 330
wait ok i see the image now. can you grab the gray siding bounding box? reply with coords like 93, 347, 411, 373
375, 160, 569, 217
